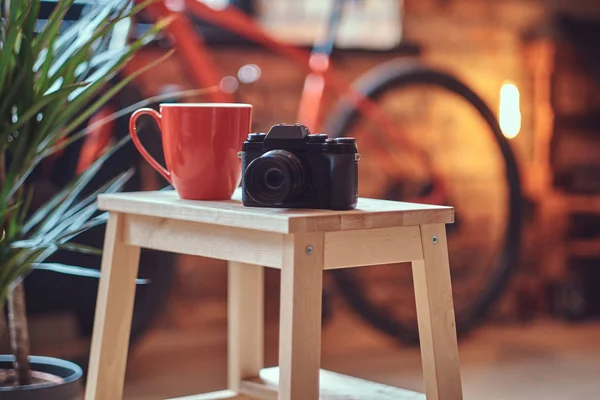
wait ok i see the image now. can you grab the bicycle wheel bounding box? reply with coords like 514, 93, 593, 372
324, 59, 523, 344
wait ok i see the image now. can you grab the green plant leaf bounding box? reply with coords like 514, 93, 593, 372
23, 0, 41, 44
0, 0, 170, 309
11, 17, 36, 165
0, 247, 46, 301
47, 6, 114, 79
49, 2, 105, 53
18, 186, 34, 226
57, 243, 102, 256
44, 1, 147, 91
32, 0, 77, 56
22, 189, 69, 235
36, 36, 58, 96
0, 66, 27, 127
60, 167, 135, 223
56, 212, 109, 243
39, 87, 218, 159
43, 202, 98, 244
5, 82, 89, 135
0, 202, 22, 224
63, 56, 162, 134
0, 1, 34, 95
33, 263, 149, 284
9, 238, 45, 249
35, 18, 173, 157
20, 94, 64, 160
50, 47, 175, 153
49, 168, 133, 242
9, 0, 20, 22
5, 98, 129, 202
29, 135, 130, 237
29, 2, 135, 146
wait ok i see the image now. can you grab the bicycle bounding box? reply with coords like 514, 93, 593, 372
32, 0, 524, 350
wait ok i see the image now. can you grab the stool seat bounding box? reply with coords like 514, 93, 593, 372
98, 187, 454, 233
84, 189, 463, 400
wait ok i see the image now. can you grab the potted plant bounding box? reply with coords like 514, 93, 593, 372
0, 0, 172, 397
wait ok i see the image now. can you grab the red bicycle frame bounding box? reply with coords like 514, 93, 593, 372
141, 2, 396, 130
141, 0, 334, 130
139, 1, 429, 159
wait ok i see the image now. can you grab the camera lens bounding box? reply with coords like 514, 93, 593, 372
244, 150, 305, 205
264, 168, 285, 190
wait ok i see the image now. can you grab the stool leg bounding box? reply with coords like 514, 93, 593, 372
228, 262, 264, 392
85, 213, 141, 400
412, 224, 463, 400
278, 233, 324, 400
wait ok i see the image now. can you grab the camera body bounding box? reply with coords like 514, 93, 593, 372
240, 123, 359, 210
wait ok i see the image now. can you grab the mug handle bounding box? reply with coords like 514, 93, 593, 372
129, 108, 172, 184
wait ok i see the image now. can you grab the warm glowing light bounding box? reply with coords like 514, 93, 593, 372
219, 76, 239, 93
499, 82, 521, 139
238, 64, 262, 84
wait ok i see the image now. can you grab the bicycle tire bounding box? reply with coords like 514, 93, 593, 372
324, 59, 523, 344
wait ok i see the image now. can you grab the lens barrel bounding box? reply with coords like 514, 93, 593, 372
244, 150, 305, 205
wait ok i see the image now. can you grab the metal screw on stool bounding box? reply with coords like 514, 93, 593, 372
432, 235, 439, 244
305, 245, 314, 255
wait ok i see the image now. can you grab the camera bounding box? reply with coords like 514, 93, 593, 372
239, 123, 360, 210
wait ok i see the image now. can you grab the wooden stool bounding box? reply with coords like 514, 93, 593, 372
84, 189, 462, 400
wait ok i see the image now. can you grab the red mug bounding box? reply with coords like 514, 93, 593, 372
129, 103, 252, 200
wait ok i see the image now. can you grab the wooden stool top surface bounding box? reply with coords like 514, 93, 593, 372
98, 188, 453, 234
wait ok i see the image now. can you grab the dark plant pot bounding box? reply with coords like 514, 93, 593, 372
0, 355, 83, 400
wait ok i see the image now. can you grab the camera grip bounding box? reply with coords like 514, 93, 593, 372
129, 108, 172, 184
330, 153, 359, 210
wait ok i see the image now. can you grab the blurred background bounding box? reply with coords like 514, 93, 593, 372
7, 0, 600, 398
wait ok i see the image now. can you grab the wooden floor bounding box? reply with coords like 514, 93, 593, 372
121, 299, 600, 400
